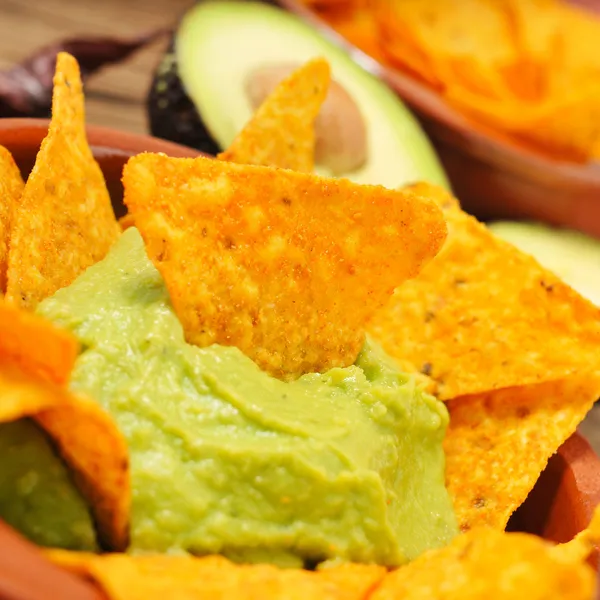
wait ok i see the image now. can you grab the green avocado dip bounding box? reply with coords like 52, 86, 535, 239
26, 227, 456, 566
0, 419, 97, 551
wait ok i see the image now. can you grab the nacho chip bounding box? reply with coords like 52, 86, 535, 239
0, 146, 24, 295
319, 5, 388, 65
380, 0, 518, 95
444, 372, 600, 532
118, 213, 135, 232
0, 300, 78, 385
371, 524, 596, 600
5, 52, 120, 310
0, 363, 129, 551
47, 552, 385, 600
123, 154, 446, 379
217, 58, 330, 171
446, 82, 600, 162
370, 183, 600, 400
0, 300, 129, 550
312, 0, 600, 160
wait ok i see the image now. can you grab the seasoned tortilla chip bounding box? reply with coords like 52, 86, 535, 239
123, 154, 446, 379
217, 58, 330, 171
118, 213, 135, 232
47, 552, 385, 600
0, 300, 78, 385
0, 363, 129, 551
5, 52, 120, 310
371, 183, 600, 400
0, 146, 24, 295
371, 523, 596, 600
444, 372, 600, 532
0, 300, 129, 550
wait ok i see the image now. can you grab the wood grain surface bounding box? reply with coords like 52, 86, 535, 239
0, 0, 193, 133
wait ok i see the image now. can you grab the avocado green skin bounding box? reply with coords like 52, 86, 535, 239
147, 40, 221, 155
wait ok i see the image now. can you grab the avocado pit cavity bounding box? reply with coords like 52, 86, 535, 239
245, 62, 368, 175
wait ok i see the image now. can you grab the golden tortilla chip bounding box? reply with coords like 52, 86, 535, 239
217, 58, 330, 171
319, 5, 387, 65
0, 146, 24, 295
118, 213, 135, 232
313, 0, 600, 160
370, 183, 600, 400
0, 300, 78, 385
0, 300, 129, 550
47, 552, 385, 600
123, 154, 446, 379
446, 83, 600, 162
380, 0, 517, 95
444, 372, 600, 533
371, 523, 596, 600
5, 52, 120, 310
0, 363, 129, 551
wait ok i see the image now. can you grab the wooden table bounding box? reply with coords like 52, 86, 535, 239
0, 0, 193, 134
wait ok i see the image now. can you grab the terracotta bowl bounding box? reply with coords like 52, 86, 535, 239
278, 0, 600, 239
0, 118, 598, 597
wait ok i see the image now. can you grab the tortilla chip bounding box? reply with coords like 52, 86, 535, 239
47, 552, 385, 600
370, 183, 600, 400
123, 154, 446, 379
5, 52, 120, 310
446, 82, 600, 162
313, 0, 600, 159
371, 525, 595, 600
0, 146, 24, 295
0, 299, 129, 550
0, 363, 129, 551
444, 372, 600, 533
318, 5, 387, 64
380, 0, 517, 93
37, 397, 130, 552
0, 300, 78, 385
217, 58, 330, 172
118, 213, 135, 232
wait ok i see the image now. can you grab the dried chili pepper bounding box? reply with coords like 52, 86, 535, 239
0, 29, 167, 118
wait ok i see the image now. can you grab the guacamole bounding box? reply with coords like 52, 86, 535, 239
0, 419, 97, 551
34, 228, 456, 566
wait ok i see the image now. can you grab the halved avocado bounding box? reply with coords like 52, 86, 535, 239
147, 0, 449, 189
489, 221, 600, 306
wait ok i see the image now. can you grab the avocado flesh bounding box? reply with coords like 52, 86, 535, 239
489, 221, 600, 306
152, 0, 448, 189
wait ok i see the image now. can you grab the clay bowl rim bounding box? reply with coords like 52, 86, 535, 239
0, 117, 203, 160
277, 0, 600, 191
0, 117, 599, 595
